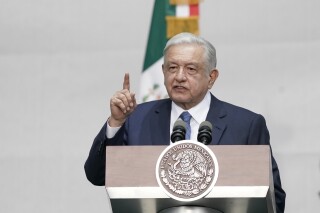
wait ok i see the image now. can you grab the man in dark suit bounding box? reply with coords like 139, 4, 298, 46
85, 32, 286, 212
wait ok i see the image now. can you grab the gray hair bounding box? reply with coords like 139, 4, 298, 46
163, 32, 217, 72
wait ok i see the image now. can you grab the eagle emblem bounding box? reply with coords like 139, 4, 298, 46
156, 141, 219, 201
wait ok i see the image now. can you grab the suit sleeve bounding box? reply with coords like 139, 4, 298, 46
84, 122, 126, 186
248, 115, 286, 213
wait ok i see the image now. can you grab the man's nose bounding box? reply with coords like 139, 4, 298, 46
175, 67, 187, 81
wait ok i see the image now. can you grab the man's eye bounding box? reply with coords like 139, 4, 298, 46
168, 66, 178, 72
186, 67, 197, 74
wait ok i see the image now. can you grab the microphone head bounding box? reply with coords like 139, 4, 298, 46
199, 121, 213, 131
171, 119, 187, 143
173, 119, 187, 130
197, 121, 213, 145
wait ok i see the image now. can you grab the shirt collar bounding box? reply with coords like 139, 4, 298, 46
171, 91, 211, 125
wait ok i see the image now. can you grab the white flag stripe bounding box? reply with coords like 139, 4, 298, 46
138, 58, 168, 103
176, 4, 190, 17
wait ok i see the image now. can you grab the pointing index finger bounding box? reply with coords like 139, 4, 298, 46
123, 73, 130, 91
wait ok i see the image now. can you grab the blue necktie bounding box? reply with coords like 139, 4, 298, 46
180, 111, 192, 140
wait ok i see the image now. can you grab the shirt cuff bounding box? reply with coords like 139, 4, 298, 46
106, 119, 121, 139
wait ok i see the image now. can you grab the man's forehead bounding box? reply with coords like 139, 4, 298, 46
164, 49, 205, 64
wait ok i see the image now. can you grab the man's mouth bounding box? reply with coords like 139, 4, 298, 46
173, 85, 187, 91
173, 84, 186, 88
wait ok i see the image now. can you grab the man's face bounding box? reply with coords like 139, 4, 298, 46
162, 44, 218, 110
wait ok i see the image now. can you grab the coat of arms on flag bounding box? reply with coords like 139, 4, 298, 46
139, 0, 202, 103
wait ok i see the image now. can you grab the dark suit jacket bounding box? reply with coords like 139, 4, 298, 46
85, 94, 286, 212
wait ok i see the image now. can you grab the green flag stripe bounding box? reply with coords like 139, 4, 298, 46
142, 0, 176, 71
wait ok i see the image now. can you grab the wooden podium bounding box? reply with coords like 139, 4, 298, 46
105, 145, 276, 213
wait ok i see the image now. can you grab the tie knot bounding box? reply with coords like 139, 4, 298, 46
180, 111, 192, 123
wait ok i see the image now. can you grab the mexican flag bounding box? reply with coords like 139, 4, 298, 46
139, 0, 201, 102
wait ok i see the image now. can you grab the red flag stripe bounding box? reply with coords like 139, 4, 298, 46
189, 4, 199, 16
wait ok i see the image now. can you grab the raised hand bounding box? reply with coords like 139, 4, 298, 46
108, 73, 137, 127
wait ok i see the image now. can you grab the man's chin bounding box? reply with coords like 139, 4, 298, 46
170, 95, 190, 104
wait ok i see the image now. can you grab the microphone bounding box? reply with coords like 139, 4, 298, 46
197, 121, 213, 145
171, 119, 186, 143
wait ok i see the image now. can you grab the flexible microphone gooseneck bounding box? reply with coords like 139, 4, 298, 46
171, 119, 187, 143
197, 121, 213, 145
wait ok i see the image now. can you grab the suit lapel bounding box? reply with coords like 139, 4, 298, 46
149, 99, 172, 145
206, 94, 227, 145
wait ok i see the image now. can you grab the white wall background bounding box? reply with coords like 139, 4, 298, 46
0, 0, 319, 212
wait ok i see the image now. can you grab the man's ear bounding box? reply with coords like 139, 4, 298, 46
208, 69, 219, 89
162, 64, 166, 85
